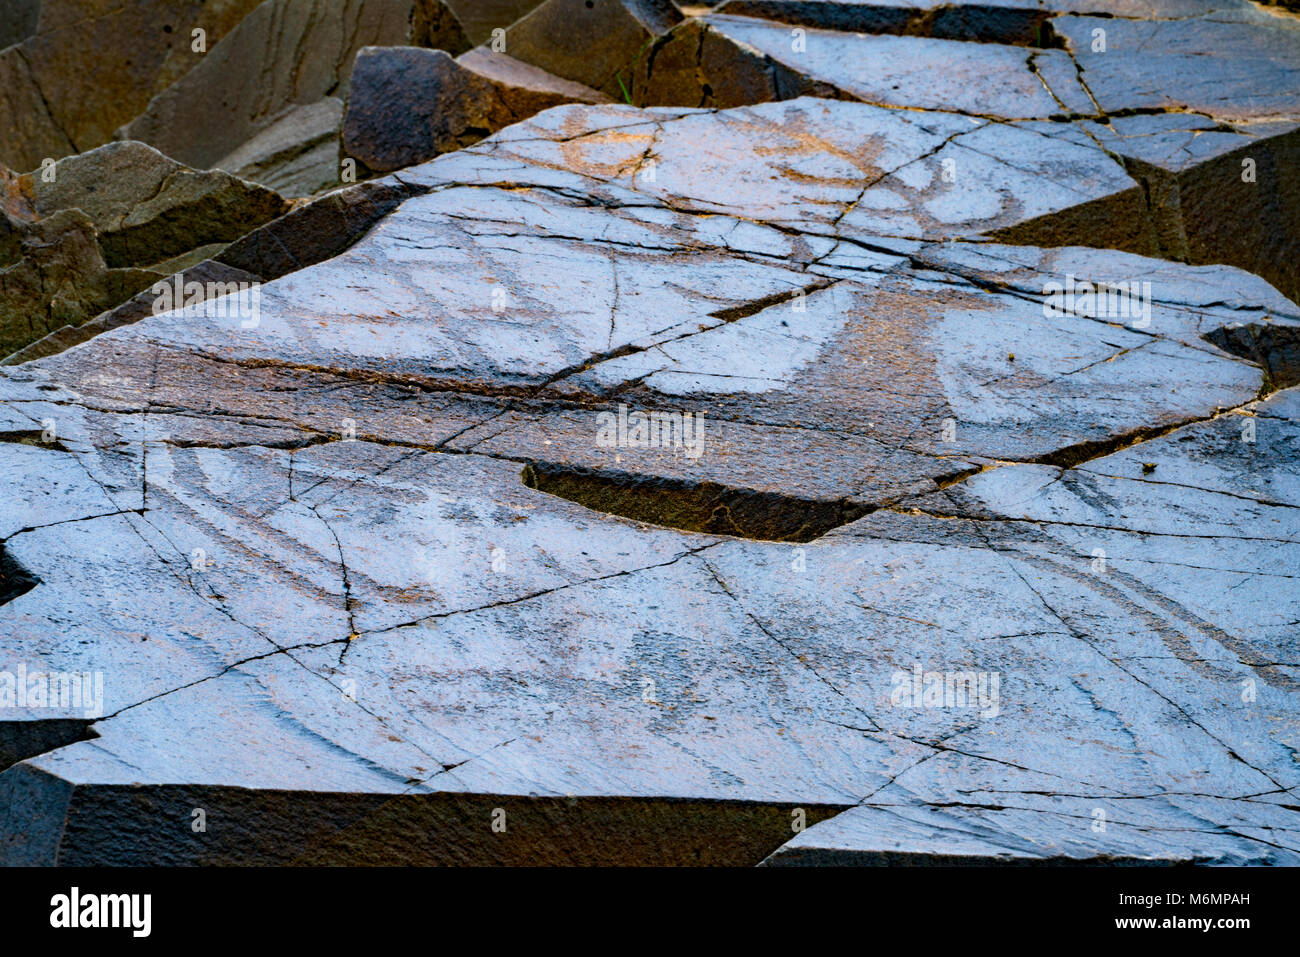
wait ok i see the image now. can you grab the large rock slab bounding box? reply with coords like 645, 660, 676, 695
712, 0, 1266, 41
1051, 13, 1300, 124
715, 0, 1056, 44
16, 100, 1297, 517
1, 96, 1296, 864
20, 141, 288, 268
1, 376, 1295, 863
2, 0, 1297, 867
635, 13, 1095, 118
763, 390, 1300, 863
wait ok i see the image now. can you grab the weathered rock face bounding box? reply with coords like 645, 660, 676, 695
214, 97, 347, 198
119, 0, 471, 176
0, 0, 1297, 867
1051, 13, 1300, 124
992, 115, 1300, 305
500, 0, 683, 96
442, 0, 549, 45
0, 0, 265, 171
3, 84, 1298, 864
0, 142, 287, 360
342, 46, 611, 174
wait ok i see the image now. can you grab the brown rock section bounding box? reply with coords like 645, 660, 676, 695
119, 0, 472, 174
214, 98, 347, 198
3, 259, 261, 366
631, 16, 850, 108
342, 46, 613, 174
215, 178, 425, 281
21, 142, 288, 268
0, 209, 159, 358
442, 0, 549, 44
501, 0, 683, 97
0, 0, 265, 171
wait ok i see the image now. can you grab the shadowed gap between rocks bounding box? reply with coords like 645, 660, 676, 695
0, 542, 39, 606
521, 462, 872, 542
1017, 321, 1296, 469
0, 720, 99, 775
0, 429, 67, 451
8, 779, 846, 865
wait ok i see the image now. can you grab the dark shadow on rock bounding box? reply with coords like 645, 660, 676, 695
522, 462, 871, 542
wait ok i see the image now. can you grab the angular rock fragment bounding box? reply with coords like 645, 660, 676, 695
215, 177, 427, 282
1001, 115, 1300, 304
119, 0, 472, 173
21, 141, 288, 268
343, 46, 613, 174
501, 0, 683, 96
0, 209, 158, 359
3, 259, 262, 366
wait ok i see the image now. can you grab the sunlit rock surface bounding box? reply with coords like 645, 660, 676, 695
1, 0, 1297, 866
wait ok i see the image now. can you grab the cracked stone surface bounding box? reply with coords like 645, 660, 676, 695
1, 0, 1297, 866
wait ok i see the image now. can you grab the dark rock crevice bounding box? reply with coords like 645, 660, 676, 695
522, 461, 873, 542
